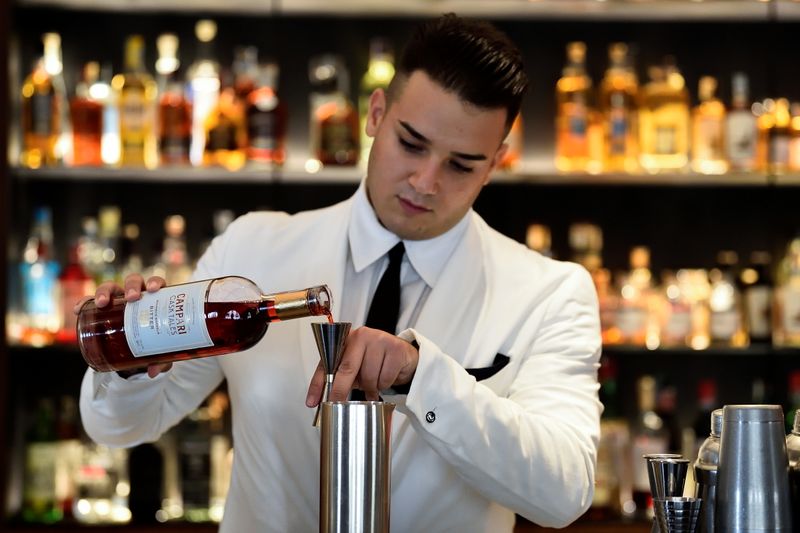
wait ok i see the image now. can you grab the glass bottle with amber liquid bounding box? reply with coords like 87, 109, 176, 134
599, 43, 639, 174
555, 42, 592, 173
203, 72, 247, 171
726, 72, 758, 172
691, 76, 728, 175
76, 278, 332, 373
156, 34, 191, 166
638, 59, 690, 173
246, 62, 288, 167
708, 250, 748, 348
115, 35, 158, 168
310, 54, 359, 166
70, 62, 103, 167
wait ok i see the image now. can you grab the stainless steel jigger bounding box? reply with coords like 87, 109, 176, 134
644, 454, 689, 533
311, 322, 352, 426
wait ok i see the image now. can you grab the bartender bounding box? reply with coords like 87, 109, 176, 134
79, 13, 602, 532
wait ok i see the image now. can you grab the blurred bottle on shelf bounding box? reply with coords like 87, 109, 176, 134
203, 71, 247, 171
188, 20, 221, 167
128, 443, 163, 524
525, 223, 553, 258
555, 41, 593, 173
787, 371, 800, 433
499, 113, 524, 171
789, 102, 800, 172
655, 378, 682, 453
115, 35, 158, 169
774, 235, 800, 347
765, 97, 791, 176
638, 58, 690, 174
97, 205, 122, 283
359, 37, 395, 164
55, 396, 82, 520
658, 270, 693, 348
232, 46, 259, 105
246, 62, 287, 167
20, 206, 60, 346
160, 214, 193, 285
94, 63, 120, 166
77, 216, 104, 282
309, 54, 359, 167
691, 378, 719, 453
708, 250, 748, 348
630, 375, 668, 520
740, 250, 773, 345
69, 62, 103, 167
56, 243, 96, 344
20, 33, 63, 169
725, 72, 758, 172
72, 441, 130, 524
691, 75, 728, 175
119, 223, 145, 280
599, 42, 639, 174
156, 34, 192, 166
614, 246, 658, 347
22, 397, 61, 523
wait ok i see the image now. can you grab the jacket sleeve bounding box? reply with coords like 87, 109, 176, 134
385, 266, 602, 528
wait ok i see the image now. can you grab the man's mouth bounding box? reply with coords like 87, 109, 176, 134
398, 196, 431, 214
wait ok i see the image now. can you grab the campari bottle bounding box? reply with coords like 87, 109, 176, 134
77, 277, 332, 372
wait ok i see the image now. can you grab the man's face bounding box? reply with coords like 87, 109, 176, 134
364, 71, 508, 240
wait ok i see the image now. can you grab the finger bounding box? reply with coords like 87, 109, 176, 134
73, 295, 94, 315
305, 363, 326, 407
329, 335, 367, 402
123, 274, 146, 301
94, 280, 124, 307
377, 342, 408, 390
145, 276, 167, 292
358, 342, 385, 401
147, 363, 172, 378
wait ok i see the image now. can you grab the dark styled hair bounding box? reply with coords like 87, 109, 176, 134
389, 13, 528, 131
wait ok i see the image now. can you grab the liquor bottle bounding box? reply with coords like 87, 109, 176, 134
359, 37, 395, 164
69, 62, 103, 166
97, 205, 122, 284
22, 397, 61, 523
788, 411, 800, 533
768, 97, 792, 176
638, 59, 690, 173
691, 378, 719, 453
155, 33, 180, 97
525, 223, 553, 258
655, 379, 681, 453
161, 215, 192, 285
128, 442, 163, 523
498, 113, 524, 171
116, 35, 158, 168
232, 46, 259, 104
20, 34, 64, 169
555, 42, 592, 173
20, 206, 60, 346
77, 216, 105, 281
725, 72, 758, 172
246, 62, 288, 167
774, 235, 800, 347
309, 54, 360, 166
615, 246, 657, 347
72, 441, 129, 524
94, 63, 120, 166
54, 395, 82, 520
659, 270, 692, 348
691, 76, 728, 175
599, 43, 639, 173
56, 243, 96, 344
119, 223, 145, 281
203, 72, 247, 171
187, 20, 221, 167
789, 102, 800, 172
630, 375, 668, 520
179, 408, 212, 522
76, 278, 332, 372
740, 250, 773, 345
156, 34, 191, 166
708, 250, 748, 348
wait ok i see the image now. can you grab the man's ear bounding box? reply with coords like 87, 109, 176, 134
365, 88, 387, 138
485, 143, 509, 185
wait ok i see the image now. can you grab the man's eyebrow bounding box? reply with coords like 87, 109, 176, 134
398, 120, 488, 161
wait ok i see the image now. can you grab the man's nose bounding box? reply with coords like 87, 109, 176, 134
408, 159, 440, 195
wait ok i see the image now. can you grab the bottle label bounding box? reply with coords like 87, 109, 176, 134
124, 280, 213, 357
710, 309, 740, 340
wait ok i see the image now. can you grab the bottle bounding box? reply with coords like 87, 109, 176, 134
638, 59, 690, 173
599, 42, 639, 173
309, 54, 360, 166
69, 62, 103, 167
359, 37, 395, 164
20, 206, 60, 346
156, 34, 191, 166
56, 243, 96, 344
20, 34, 63, 169
203, 71, 247, 171
232, 46, 259, 105
94, 63, 121, 166
691, 76, 728, 175
76, 278, 332, 372
155, 33, 180, 97
631, 375, 668, 520
708, 250, 748, 348
659, 270, 692, 348
768, 98, 791, 176
789, 102, 800, 172
54, 396, 82, 520
97, 205, 122, 284
725, 72, 758, 172
160, 214, 192, 285
773, 235, 800, 347
691, 379, 718, 452
694, 408, 722, 533
615, 246, 657, 347
187, 20, 221, 167
22, 397, 61, 523
555, 42, 592, 173
116, 35, 158, 168
740, 251, 773, 345
525, 223, 552, 258
246, 62, 288, 167
787, 409, 800, 531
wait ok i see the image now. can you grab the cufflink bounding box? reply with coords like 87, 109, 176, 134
425, 411, 436, 423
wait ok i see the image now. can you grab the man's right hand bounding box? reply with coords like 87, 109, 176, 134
74, 273, 172, 378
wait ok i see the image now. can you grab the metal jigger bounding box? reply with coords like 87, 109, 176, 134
644, 454, 689, 533
311, 322, 352, 426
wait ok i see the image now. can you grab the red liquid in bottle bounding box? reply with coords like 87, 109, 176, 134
78, 299, 275, 372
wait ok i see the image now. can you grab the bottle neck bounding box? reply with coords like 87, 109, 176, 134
260, 285, 331, 322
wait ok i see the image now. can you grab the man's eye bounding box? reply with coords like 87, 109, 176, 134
449, 160, 474, 173
399, 137, 424, 153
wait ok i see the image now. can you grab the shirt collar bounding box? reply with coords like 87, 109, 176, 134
348, 180, 471, 288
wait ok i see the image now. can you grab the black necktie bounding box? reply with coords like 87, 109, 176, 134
364, 241, 405, 334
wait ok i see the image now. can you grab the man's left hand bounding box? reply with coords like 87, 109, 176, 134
305, 326, 419, 406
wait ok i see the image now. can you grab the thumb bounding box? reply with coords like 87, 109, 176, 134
306, 363, 326, 408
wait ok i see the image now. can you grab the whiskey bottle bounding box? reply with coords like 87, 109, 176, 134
69, 62, 103, 167
246, 62, 288, 167
599, 43, 639, 174
359, 38, 395, 164
725, 72, 758, 172
740, 250, 773, 345
309, 54, 359, 166
187, 20, 221, 167
20, 35, 64, 169
156, 35, 191, 166
691, 76, 728, 175
658, 270, 692, 348
555, 42, 592, 173
708, 250, 748, 348
773, 235, 800, 347
203, 72, 247, 171
638, 60, 690, 173
116, 35, 157, 168
76, 278, 332, 372
615, 246, 657, 347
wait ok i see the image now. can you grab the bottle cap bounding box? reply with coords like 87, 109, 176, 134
710, 408, 723, 437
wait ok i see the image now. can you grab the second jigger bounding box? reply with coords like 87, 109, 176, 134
312, 321, 352, 427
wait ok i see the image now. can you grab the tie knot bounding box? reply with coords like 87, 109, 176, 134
388, 241, 405, 265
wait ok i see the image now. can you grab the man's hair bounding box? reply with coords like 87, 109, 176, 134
388, 13, 528, 131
